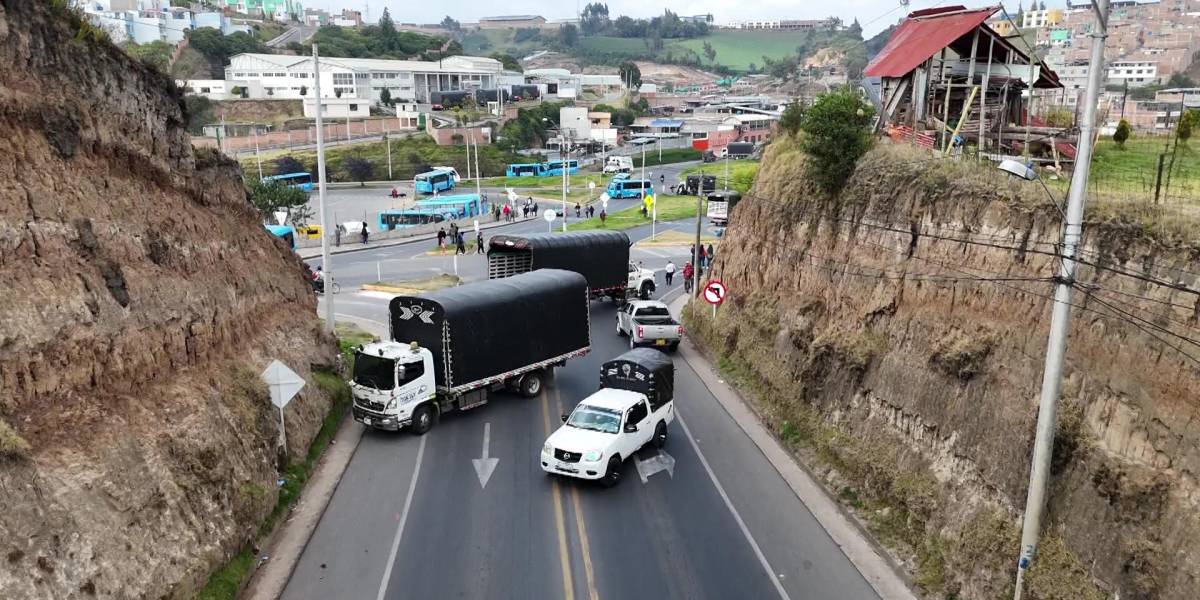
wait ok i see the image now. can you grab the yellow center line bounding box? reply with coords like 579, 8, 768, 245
555, 387, 600, 600
541, 388, 575, 600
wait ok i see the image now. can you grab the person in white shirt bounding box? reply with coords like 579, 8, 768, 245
664, 260, 676, 285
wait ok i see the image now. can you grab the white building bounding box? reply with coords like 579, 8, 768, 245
560, 106, 590, 141
76, 2, 251, 45
1108, 60, 1160, 87
179, 79, 232, 100
223, 53, 503, 104
302, 97, 371, 119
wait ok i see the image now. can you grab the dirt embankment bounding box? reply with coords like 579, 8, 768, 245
1, 2, 337, 598
687, 137, 1200, 599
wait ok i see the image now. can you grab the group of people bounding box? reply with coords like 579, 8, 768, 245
332, 223, 370, 248
437, 222, 485, 255
496, 198, 542, 222
574, 203, 597, 219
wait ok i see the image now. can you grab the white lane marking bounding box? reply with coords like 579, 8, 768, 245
375, 434, 427, 600
471, 422, 500, 488
677, 415, 792, 600
334, 313, 388, 329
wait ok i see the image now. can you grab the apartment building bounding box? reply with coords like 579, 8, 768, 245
1022, 8, 1065, 28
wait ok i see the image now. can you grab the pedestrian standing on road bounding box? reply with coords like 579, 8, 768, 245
682, 261, 694, 293
449, 221, 458, 241
664, 260, 676, 285
690, 244, 696, 263
706, 243, 715, 268
502, 204, 510, 222
599, 209, 606, 224
334, 224, 342, 247
698, 244, 707, 268
360, 223, 369, 245
437, 227, 446, 249
575, 203, 581, 218
455, 231, 466, 255
476, 232, 485, 254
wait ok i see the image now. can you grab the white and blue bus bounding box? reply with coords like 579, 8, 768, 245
414, 168, 457, 194
263, 172, 313, 193
541, 160, 579, 176
506, 163, 545, 177
605, 177, 653, 199
265, 224, 297, 250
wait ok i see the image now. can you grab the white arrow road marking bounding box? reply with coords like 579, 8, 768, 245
472, 422, 500, 488
634, 450, 675, 484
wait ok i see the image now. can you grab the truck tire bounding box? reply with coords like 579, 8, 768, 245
410, 404, 435, 435
653, 422, 668, 449
520, 370, 543, 398
600, 455, 623, 488
639, 283, 652, 300
616, 320, 626, 337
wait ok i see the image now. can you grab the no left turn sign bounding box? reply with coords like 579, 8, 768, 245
703, 280, 727, 305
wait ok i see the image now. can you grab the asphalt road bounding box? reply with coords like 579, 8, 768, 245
283, 218, 881, 600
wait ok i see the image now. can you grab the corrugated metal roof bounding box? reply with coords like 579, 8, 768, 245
649, 119, 685, 128
864, 6, 997, 78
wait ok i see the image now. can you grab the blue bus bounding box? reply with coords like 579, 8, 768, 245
417, 194, 487, 218
541, 160, 579, 176
506, 163, 545, 177
379, 207, 457, 230
414, 168, 457, 194
265, 224, 297, 250
263, 172, 314, 193
606, 178, 652, 199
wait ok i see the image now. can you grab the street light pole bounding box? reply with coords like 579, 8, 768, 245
693, 164, 703, 296
385, 134, 392, 180
312, 44, 334, 333
1012, 1, 1109, 597
254, 126, 263, 179
561, 132, 569, 232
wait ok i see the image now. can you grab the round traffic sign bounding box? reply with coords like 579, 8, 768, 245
703, 279, 727, 305
543, 209, 557, 222
588, 180, 596, 190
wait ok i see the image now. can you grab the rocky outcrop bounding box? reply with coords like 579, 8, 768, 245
688, 137, 1200, 599
0, 2, 337, 598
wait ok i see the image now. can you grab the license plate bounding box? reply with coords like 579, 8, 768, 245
364, 418, 372, 426
655, 339, 666, 346
556, 464, 578, 474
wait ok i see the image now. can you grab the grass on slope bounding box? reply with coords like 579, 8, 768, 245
576, 30, 864, 72
1048, 136, 1199, 202
681, 160, 760, 193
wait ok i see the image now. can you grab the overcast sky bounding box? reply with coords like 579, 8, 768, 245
302, 1, 1040, 38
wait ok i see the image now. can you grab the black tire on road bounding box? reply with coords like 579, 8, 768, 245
639, 284, 651, 300
629, 336, 636, 350
600, 455, 623, 488
653, 422, 668, 449
410, 403, 434, 435
616, 320, 626, 337
668, 343, 679, 354
520, 370, 543, 398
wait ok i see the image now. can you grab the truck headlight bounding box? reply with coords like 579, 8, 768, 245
543, 443, 553, 455
386, 399, 398, 410
583, 450, 603, 462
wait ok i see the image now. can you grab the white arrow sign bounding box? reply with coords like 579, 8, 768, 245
261, 359, 305, 409
472, 422, 500, 488
634, 450, 675, 484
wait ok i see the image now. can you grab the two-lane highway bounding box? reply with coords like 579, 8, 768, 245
284, 211, 884, 599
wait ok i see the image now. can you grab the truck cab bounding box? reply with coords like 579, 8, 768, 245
541, 349, 675, 487
350, 341, 437, 432
628, 261, 656, 300
603, 156, 633, 173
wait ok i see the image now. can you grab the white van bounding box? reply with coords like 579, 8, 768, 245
603, 156, 634, 174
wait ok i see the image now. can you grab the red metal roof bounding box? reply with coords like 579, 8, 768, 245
864, 6, 999, 78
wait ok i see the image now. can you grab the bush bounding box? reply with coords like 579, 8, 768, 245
1113, 119, 1131, 148
779, 100, 804, 135
273, 156, 306, 176
1178, 109, 1197, 143
0, 419, 30, 460
800, 87, 875, 195
248, 179, 309, 223
343, 157, 374, 184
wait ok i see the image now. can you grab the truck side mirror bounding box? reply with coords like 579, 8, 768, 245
561, 414, 569, 423
624, 423, 638, 433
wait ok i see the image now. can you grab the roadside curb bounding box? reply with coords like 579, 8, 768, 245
667, 298, 918, 600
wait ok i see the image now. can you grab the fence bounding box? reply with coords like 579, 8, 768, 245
192, 116, 421, 157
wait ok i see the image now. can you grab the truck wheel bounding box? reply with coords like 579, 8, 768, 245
616, 320, 626, 337
668, 342, 679, 354
629, 336, 637, 350
410, 404, 435, 435
653, 422, 668, 449
600, 456, 623, 488
520, 370, 543, 398
639, 284, 651, 300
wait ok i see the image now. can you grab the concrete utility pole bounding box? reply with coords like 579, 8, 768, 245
253, 126, 263, 179
312, 44, 335, 333
561, 131, 570, 232
1012, 1, 1109, 597
692, 164, 704, 296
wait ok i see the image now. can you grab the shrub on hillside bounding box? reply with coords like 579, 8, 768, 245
800, 88, 875, 195
1113, 119, 1131, 148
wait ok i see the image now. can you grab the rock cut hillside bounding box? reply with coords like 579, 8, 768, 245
0, 2, 337, 598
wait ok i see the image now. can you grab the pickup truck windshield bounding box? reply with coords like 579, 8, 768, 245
567, 405, 621, 434
353, 354, 396, 390
634, 306, 671, 317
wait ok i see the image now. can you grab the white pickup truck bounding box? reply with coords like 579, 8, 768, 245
616, 300, 682, 352
541, 349, 675, 486
628, 262, 656, 300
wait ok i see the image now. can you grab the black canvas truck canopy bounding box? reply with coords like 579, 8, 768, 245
389, 269, 590, 390
600, 348, 675, 410
488, 230, 630, 292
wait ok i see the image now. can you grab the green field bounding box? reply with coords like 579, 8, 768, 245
1050, 136, 1199, 203
568, 194, 699, 231
573, 30, 863, 72
682, 160, 760, 193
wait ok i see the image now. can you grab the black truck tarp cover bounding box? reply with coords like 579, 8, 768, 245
389, 269, 590, 390
488, 230, 629, 292
600, 348, 674, 410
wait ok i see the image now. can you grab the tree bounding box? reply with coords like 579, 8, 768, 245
560, 24, 579, 48
379, 8, 399, 51
580, 3, 611, 35
273, 156, 306, 176
182, 95, 214, 135
380, 88, 393, 106
490, 53, 522, 72
702, 41, 716, 64
799, 87, 875, 195
1113, 119, 1131, 148
187, 28, 267, 78
120, 40, 173, 73
779, 100, 805, 135
848, 18, 862, 37
1178, 109, 1197, 142
618, 61, 642, 89
1168, 73, 1197, 88
248, 180, 309, 223
440, 16, 461, 31
343, 157, 374, 185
